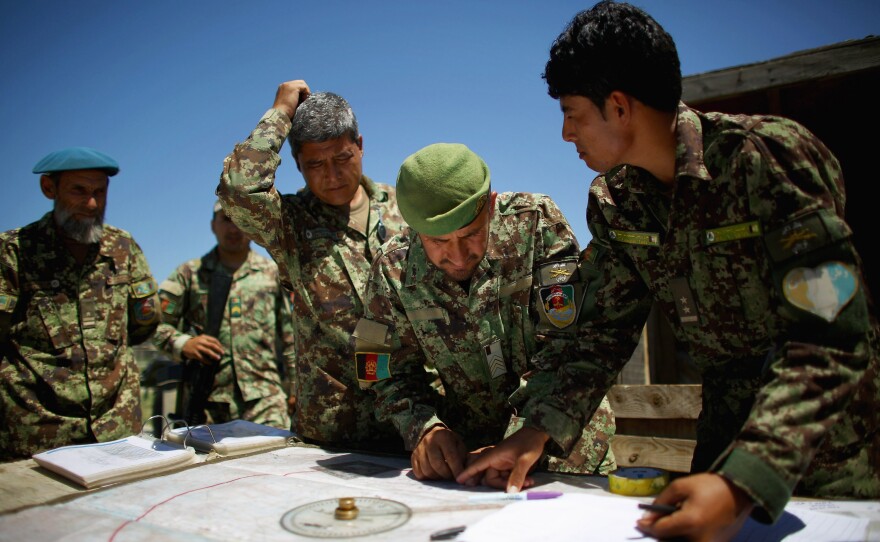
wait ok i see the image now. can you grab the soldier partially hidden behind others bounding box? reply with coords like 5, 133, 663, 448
152, 200, 295, 430
0, 147, 160, 460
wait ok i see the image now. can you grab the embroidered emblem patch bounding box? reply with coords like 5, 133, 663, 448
540, 284, 576, 328
132, 279, 157, 298
135, 297, 157, 324
229, 297, 242, 318
160, 297, 177, 315
782, 261, 857, 322
355, 352, 391, 382
483, 340, 506, 379
0, 294, 17, 312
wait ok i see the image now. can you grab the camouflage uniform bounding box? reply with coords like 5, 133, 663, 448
0, 212, 160, 460
152, 248, 294, 430
574, 103, 879, 521
217, 108, 407, 451
357, 192, 616, 474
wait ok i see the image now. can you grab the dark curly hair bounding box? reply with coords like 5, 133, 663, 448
543, 1, 681, 113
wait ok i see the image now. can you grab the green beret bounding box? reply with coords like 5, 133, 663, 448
396, 143, 490, 236
32, 147, 120, 177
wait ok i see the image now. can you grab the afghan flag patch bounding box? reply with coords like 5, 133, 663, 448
355, 352, 391, 382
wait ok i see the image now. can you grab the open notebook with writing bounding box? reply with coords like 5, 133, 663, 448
165, 419, 298, 457
32, 418, 199, 489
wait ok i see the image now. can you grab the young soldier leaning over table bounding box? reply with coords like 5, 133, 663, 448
459, 3, 880, 542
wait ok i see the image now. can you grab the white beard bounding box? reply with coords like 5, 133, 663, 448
54, 204, 104, 244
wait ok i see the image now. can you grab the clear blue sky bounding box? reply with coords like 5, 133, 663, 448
2, 1, 877, 284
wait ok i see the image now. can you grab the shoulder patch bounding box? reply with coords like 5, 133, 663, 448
0, 293, 17, 312
782, 261, 857, 322
355, 352, 391, 382
538, 260, 577, 286
539, 284, 577, 329
765, 213, 830, 262
131, 278, 157, 298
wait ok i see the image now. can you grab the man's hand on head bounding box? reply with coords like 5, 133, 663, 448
273, 80, 311, 120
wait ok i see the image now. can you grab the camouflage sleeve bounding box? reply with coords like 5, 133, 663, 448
216, 108, 291, 253
711, 122, 875, 521
358, 255, 445, 451
278, 285, 296, 397
126, 239, 160, 346
519, 195, 643, 455
528, 184, 652, 456
0, 235, 19, 343
151, 264, 195, 362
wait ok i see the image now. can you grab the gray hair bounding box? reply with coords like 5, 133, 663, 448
288, 92, 359, 159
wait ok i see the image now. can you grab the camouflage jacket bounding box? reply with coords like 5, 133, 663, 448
217, 108, 407, 451
576, 103, 879, 521
357, 192, 615, 473
152, 248, 293, 407
0, 212, 160, 459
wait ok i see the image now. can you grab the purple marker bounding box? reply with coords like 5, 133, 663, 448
467, 491, 563, 504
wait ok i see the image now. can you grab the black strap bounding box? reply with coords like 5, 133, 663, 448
182, 266, 233, 425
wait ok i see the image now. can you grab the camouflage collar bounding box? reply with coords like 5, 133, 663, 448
674, 102, 712, 183
301, 175, 387, 225
203, 247, 261, 276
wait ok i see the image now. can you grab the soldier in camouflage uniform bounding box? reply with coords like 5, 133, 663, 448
217, 79, 406, 452
0, 147, 160, 460
152, 201, 294, 430
461, 2, 880, 540
355, 143, 616, 483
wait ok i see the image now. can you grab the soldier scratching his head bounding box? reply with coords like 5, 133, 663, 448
217, 79, 407, 452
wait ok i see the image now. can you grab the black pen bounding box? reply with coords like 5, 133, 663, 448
430, 525, 466, 540
638, 503, 678, 516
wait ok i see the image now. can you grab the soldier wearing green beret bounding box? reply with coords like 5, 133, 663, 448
0, 146, 161, 459
217, 80, 406, 452
460, 3, 880, 541
355, 142, 617, 482
152, 201, 295, 430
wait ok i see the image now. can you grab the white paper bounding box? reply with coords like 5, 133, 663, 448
32, 435, 197, 488
458, 493, 871, 542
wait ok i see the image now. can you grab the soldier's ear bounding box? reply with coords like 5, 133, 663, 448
39, 175, 57, 200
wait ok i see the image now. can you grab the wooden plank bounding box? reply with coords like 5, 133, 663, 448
608, 384, 702, 420
683, 37, 880, 103
611, 435, 696, 473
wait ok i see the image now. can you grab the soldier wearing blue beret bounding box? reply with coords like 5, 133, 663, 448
0, 146, 160, 459
460, 3, 879, 541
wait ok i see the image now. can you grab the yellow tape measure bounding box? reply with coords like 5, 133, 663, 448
608, 467, 670, 496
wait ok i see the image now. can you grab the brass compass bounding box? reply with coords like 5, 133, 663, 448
280, 496, 412, 538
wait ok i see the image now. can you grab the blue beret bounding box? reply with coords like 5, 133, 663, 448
32, 147, 120, 176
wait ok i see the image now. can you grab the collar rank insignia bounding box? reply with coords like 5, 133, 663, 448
539, 284, 576, 329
